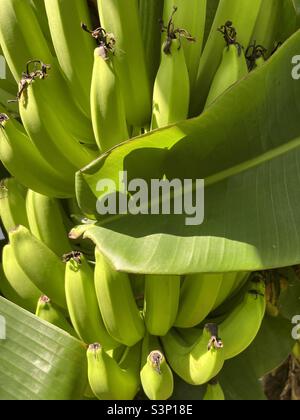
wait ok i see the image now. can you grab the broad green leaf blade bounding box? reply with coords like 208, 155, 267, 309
0, 297, 87, 400
278, 267, 300, 320
76, 30, 300, 275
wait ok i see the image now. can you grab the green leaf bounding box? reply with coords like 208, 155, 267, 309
76, 30, 300, 275
239, 315, 294, 378
278, 267, 300, 320
0, 297, 87, 400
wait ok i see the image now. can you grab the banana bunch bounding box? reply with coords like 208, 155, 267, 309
0, 0, 277, 401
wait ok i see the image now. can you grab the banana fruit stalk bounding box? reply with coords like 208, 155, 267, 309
0, 178, 29, 232
90, 42, 129, 152
35, 295, 75, 336
205, 35, 248, 109
9, 225, 67, 309
97, 0, 152, 127
65, 252, 118, 349
219, 278, 266, 360
191, 0, 262, 115
144, 274, 180, 336
94, 248, 145, 346
45, 0, 94, 117
162, 325, 224, 385
151, 37, 190, 129
2, 244, 42, 313
140, 334, 174, 400
87, 342, 141, 400
0, 114, 74, 198
163, 0, 207, 92
203, 378, 225, 400
26, 190, 71, 257
175, 273, 223, 328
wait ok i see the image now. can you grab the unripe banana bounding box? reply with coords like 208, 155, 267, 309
26, 190, 71, 257
30, 0, 55, 53
175, 273, 223, 328
251, 0, 281, 54
130, 273, 145, 309
161, 324, 224, 385
144, 274, 180, 336
203, 378, 225, 400
90, 45, 129, 152
45, 0, 94, 117
140, 333, 173, 400
97, 0, 152, 127
219, 278, 266, 360
94, 248, 145, 346
87, 342, 141, 400
65, 252, 118, 349
2, 244, 42, 313
205, 24, 249, 108
212, 272, 242, 311
0, 114, 74, 198
191, 0, 262, 115
151, 38, 190, 129
163, 0, 207, 91
0, 178, 29, 232
9, 225, 67, 309
138, 0, 164, 88
35, 295, 75, 336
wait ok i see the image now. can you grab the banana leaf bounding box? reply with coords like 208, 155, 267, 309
0, 297, 87, 400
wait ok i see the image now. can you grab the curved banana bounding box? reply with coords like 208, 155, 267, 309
191, 0, 262, 115
30, 0, 54, 52
65, 252, 118, 349
87, 342, 141, 400
161, 324, 224, 385
251, 0, 281, 54
26, 190, 71, 257
90, 43, 129, 152
205, 23, 248, 108
219, 278, 266, 360
175, 273, 223, 328
212, 272, 242, 311
130, 273, 145, 310
2, 244, 42, 313
151, 9, 190, 129
35, 295, 75, 336
163, 0, 207, 92
144, 274, 180, 336
203, 378, 225, 400
94, 248, 145, 347
140, 333, 174, 400
97, 0, 151, 127
44, 0, 94, 117
9, 225, 67, 309
0, 114, 74, 198
0, 178, 29, 232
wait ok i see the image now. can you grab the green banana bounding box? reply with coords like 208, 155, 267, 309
30, 0, 55, 53
94, 248, 145, 346
144, 274, 180, 336
191, 0, 262, 115
90, 41, 129, 152
163, 0, 207, 92
9, 225, 67, 309
130, 273, 145, 309
2, 244, 42, 313
97, 0, 152, 127
219, 278, 266, 360
162, 324, 224, 385
35, 295, 75, 336
0, 178, 29, 232
203, 378, 225, 400
140, 333, 174, 400
205, 22, 248, 108
0, 113, 74, 198
151, 9, 191, 129
26, 190, 71, 257
87, 342, 141, 400
0, 78, 18, 114
45, 0, 94, 117
212, 272, 247, 311
65, 252, 118, 349
175, 273, 223, 328
138, 0, 164, 88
